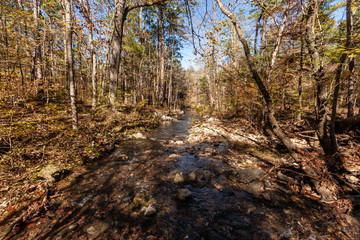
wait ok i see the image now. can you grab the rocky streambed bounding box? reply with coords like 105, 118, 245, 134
1, 112, 359, 239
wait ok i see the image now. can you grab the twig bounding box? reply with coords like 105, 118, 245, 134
297, 133, 317, 140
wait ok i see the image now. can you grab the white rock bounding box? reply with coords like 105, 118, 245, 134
207, 117, 220, 122
144, 205, 156, 216
132, 132, 146, 139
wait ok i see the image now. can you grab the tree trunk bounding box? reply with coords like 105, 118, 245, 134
330, 0, 355, 153
109, 0, 127, 110
64, 0, 78, 130
347, 0, 355, 117
87, 24, 97, 109
33, 0, 42, 81
254, 13, 262, 56
159, 4, 166, 106
270, 10, 288, 69
260, 15, 267, 55
298, 1, 304, 120
79, 0, 98, 109
304, 0, 333, 155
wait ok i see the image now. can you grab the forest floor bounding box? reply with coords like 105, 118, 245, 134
1, 111, 360, 239
0, 100, 160, 229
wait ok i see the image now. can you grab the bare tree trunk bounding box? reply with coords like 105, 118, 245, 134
33, 0, 42, 81
260, 15, 267, 55
347, 0, 355, 117
109, 0, 127, 110
91, 43, 97, 108
64, 0, 78, 130
304, 0, 333, 155
158, 4, 166, 106
254, 13, 262, 56
270, 10, 288, 69
298, 1, 304, 120
79, 0, 98, 109
62, 12, 69, 91
168, 37, 175, 107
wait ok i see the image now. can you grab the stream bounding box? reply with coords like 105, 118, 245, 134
1, 112, 359, 239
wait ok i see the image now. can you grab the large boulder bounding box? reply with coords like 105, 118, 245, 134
38, 164, 69, 182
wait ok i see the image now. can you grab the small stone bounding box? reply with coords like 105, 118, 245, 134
144, 205, 156, 216
207, 117, 219, 122
264, 180, 272, 188
187, 171, 197, 182
177, 188, 192, 201
174, 172, 185, 184
87, 226, 97, 235
169, 154, 180, 159
246, 180, 265, 196
112, 151, 129, 161
202, 170, 213, 181
85, 222, 109, 240
263, 193, 271, 201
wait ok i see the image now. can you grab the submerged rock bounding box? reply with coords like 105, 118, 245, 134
174, 170, 214, 185
187, 170, 197, 182
111, 151, 129, 161
85, 221, 109, 240
177, 188, 192, 201
133, 190, 154, 207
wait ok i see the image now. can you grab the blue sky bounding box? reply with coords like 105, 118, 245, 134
180, 44, 198, 69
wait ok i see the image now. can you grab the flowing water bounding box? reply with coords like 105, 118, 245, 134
1, 112, 359, 239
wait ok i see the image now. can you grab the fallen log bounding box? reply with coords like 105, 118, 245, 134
336, 113, 360, 133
